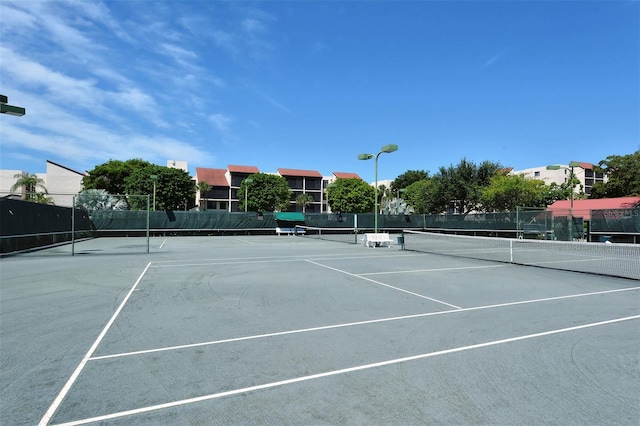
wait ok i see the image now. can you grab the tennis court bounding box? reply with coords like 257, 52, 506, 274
1, 234, 638, 425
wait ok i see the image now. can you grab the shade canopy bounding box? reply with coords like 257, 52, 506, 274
274, 212, 305, 222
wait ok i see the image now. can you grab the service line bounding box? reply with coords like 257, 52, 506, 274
54, 314, 640, 426
306, 259, 463, 309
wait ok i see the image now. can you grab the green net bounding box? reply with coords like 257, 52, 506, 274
402, 229, 640, 280
295, 225, 361, 244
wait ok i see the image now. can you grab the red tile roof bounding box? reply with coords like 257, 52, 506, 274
277, 168, 322, 178
572, 161, 595, 170
547, 197, 640, 221
196, 168, 229, 187
228, 165, 259, 174
333, 172, 361, 179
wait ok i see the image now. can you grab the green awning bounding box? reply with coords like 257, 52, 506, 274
275, 212, 305, 222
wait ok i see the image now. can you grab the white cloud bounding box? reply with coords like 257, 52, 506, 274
209, 113, 233, 135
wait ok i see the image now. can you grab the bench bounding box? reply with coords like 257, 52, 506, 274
522, 224, 549, 239
276, 227, 305, 236
362, 232, 393, 247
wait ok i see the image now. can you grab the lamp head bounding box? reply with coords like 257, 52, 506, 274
358, 153, 374, 160
380, 144, 398, 153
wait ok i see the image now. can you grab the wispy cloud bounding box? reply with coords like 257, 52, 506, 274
0, 90, 214, 170
209, 113, 234, 136
484, 49, 510, 67
0, 1, 283, 173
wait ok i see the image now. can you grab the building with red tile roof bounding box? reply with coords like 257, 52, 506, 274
194, 165, 360, 213
547, 197, 640, 221
277, 168, 324, 213
333, 172, 361, 179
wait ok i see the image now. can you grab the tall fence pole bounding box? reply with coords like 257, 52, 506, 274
146, 195, 150, 254
71, 195, 76, 257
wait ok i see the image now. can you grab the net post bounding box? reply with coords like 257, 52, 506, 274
71, 195, 76, 257
354, 214, 358, 244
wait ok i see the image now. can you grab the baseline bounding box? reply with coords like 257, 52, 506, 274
52, 315, 640, 426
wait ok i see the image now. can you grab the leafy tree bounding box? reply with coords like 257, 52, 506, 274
435, 158, 502, 214
390, 169, 429, 191
238, 173, 290, 212
11, 172, 51, 203
326, 178, 375, 213
124, 165, 196, 210
542, 176, 585, 205
295, 193, 314, 213
404, 178, 443, 214
590, 150, 640, 198
382, 197, 413, 215
83, 159, 151, 194
480, 174, 548, 211
75, 189, 129, 211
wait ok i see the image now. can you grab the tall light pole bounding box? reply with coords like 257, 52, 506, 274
358, 144, 398, 233
546, 161, 581, 240
150, 174, 158, 211
244, 177, 253, 212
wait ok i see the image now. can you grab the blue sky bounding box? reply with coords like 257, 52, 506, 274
1, 0, 638, 183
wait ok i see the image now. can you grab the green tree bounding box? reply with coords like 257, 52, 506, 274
480, 174, 548, 211
83, 159, 150, 194
75, 189, 129, 211
435, 158, 502, 214
11, 172, 50, 203
124, 166, 196, 210
238, 173, 290, 212
295, 193, 314, 213
326, 178, 375, 213
590, 150, 640, 198
390, 169, 429, 191
404, 178, 442, 214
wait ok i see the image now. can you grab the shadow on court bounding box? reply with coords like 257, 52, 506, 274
1, 236, 638, 425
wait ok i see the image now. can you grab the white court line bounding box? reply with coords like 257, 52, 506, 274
89, 285, 640, 361
158, 238, 168, 249
358, 264, 505, 276
150, 252, 361, 265
148, 252, 419, 268
306, 259, 462, 309
53, 314, 640, 426
233, 237, 255, 245
39, 263, 153, 426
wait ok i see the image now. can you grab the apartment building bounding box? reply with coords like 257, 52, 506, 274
196, 166, 361, 213
512, 161, 605, 195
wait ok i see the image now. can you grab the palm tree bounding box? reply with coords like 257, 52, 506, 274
11, 172, 49, 202
295, 193, 314, 213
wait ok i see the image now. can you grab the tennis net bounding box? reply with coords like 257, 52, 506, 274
402, 230, 640, 280
295, 225, 362, 244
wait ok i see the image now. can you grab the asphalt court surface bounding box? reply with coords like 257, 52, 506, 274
1, 236, 639, 425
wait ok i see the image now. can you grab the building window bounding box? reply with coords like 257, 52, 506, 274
287, 177, 303, 190
306, 178, 321, 190
534, 171, 540, 177
231, 174, 249, 187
